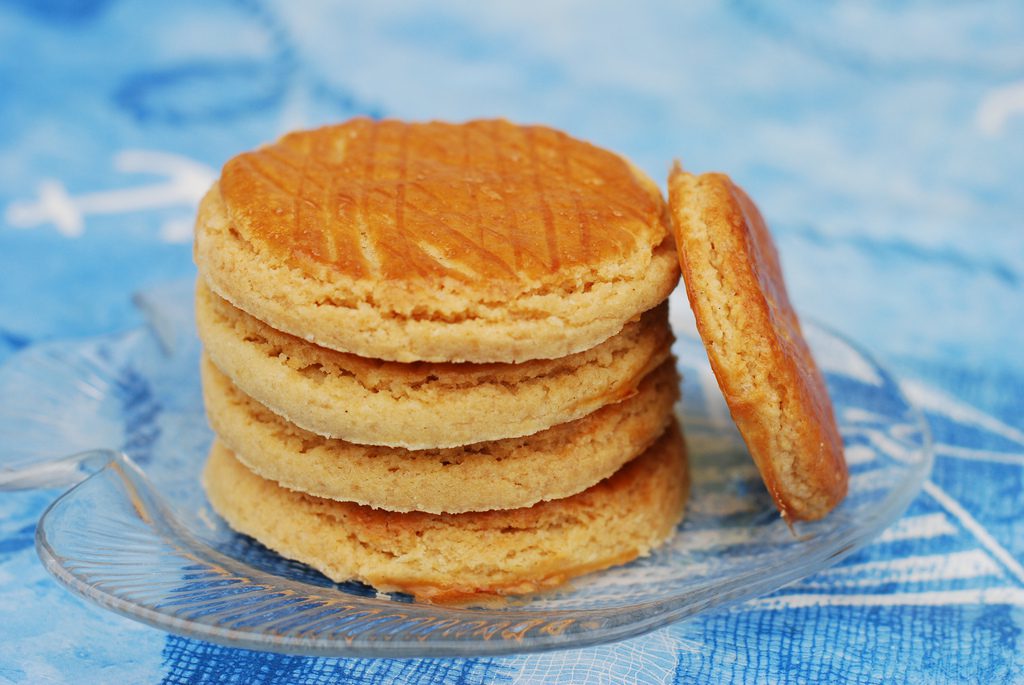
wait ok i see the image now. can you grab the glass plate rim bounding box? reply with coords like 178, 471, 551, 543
27, 318, 934, 657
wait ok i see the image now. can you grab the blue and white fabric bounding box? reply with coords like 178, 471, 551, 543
1, 1, 1022, 682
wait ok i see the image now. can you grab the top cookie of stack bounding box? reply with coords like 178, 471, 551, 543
195, 118, 680, 365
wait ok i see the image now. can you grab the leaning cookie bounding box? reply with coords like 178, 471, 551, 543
201, 354, 679, 513
202, 423, 690, 602
667, 164, 847, 521
195, 281, 673, 449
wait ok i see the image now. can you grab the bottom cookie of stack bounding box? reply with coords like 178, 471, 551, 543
202, 423, 690, 603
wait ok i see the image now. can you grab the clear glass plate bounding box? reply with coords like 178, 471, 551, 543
0, 282, 933, 657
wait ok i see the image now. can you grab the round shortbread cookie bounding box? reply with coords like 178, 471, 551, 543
194, 118, 679, 363
201, 354, 680, 513
667, 164, 848, 521
202, 422, 689, 602
195, 281, 673, 449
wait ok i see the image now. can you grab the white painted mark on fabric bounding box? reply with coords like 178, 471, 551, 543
4, 150, 215, 242
923, 480, 1024, 586
901, 378, 1024, 448
746, 587, 1024, 610
810, 550, 1003, 587
876, 513, 958, 543
843, 444, 877, 466
977, 80, 1024, 136
840, 407, 890, 426
935, 444, 1024, 467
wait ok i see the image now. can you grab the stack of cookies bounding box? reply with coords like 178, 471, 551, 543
194, 119, 688, 601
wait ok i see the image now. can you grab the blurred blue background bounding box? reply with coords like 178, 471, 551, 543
2, 1, 1022, 382
1, 1, 1022, 682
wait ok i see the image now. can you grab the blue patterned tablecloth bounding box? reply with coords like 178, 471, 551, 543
1, 2, 1022, 682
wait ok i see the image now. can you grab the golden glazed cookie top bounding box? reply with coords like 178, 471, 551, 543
218, 118, 668, 286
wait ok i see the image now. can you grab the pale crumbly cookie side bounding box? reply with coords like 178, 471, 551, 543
667, 164, 847, 521
195, 281, 673, 449
202, 422, 689, 603
193, 118, 679, 363
202, 354, 680, 513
